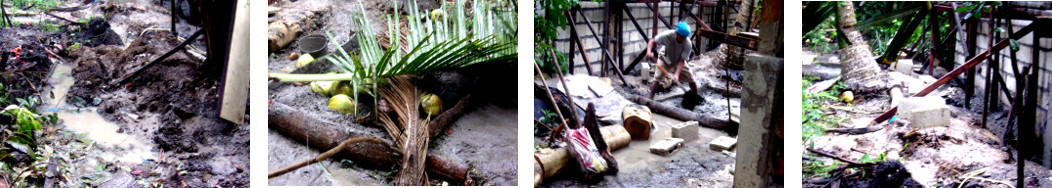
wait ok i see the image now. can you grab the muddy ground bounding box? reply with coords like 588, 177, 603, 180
535, 52, 741, 187
802, 50, 1052, 187
0, 0, 248, 186
266, 0, 517, 186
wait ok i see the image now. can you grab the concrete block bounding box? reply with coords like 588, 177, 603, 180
709, 136, 737, 151
671, 121, 699, 142
649, 138, 684, 156
893, 59, 913, 74
897, 96, 951, 128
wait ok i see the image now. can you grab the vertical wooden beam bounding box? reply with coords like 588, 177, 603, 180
1025, 31, 1041, 159
651, 1, 660, 64
646, 3, 672, 28
617, 3, 625, 72
982, 8, 998, 129
669, 1, 675, 23
568, 9, 577, 75
218, 0, 250, 124
965, 17, 977, 109
601, 3, 610, 77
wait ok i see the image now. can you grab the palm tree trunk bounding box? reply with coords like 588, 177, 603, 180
836, 1, 886, 92
711, 0, 756, 69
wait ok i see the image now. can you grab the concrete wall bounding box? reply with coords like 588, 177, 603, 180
546, 2, 739, 73
954, 18, 1052, 166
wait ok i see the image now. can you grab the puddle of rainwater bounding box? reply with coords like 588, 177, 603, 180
45, 63, 157, 164
612, 114, 727, 171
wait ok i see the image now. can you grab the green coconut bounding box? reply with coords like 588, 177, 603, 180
328, 94, 357, 114
420, 93, 443, 116
329, 81, 354, 96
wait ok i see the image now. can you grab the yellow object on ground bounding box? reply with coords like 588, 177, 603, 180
841, 91, 854, 103
295, 53, 315, 68
420, 94, 443, 116
329, 81, 353, 96
310, 81, 333, 96
328, 94, 356, 113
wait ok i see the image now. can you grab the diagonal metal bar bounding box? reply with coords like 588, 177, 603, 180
623, 7, 651, 42
574, 6, 627, 85
566, 11, 594, 76
872, 22, 1036, 124
644, 3, 672, 28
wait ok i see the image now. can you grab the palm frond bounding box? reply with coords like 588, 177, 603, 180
269, 0, 516, 117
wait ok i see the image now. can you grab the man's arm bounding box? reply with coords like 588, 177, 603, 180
645, 39, 657, 61
671, 59, 685, 82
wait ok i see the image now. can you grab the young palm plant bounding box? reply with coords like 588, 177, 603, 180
269, 0, 517, 115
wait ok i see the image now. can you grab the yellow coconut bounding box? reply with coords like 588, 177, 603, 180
295, 53, 315, 68
420, 94, 443, 116
328, 94, 357, 114
841, 91, 854, 103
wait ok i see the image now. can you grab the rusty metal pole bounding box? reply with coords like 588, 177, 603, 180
567, 11, 595, 76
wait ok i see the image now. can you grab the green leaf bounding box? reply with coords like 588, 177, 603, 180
15, 98, 27, 106
1010, 39, 1020, 52
955, 5, 975, 13
995, 27, 1005, 33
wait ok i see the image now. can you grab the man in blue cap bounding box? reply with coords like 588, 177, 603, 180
646, 21, 696, 99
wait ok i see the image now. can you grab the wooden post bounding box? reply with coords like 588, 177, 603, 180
622, 105, 653, 140
601, 2, 610, 77
617, 3, 625, 72
965, 17, 977, 109
219, 0, 250, 124
982, 10, 997, 129
1024, 31, 1041, 160
568, 10, 577, 75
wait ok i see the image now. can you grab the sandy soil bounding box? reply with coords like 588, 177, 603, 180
803, 52, 1052, 187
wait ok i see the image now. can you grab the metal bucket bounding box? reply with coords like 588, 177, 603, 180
297, 34, 329, 58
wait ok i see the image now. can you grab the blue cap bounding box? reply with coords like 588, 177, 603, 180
676, 21, 691, 37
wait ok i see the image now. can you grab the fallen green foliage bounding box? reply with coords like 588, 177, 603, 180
802, 75, 846, 148
10, 0, 58, 11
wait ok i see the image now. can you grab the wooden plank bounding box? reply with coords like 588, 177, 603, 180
693, 29, 758, 50
219, 0, 250, 124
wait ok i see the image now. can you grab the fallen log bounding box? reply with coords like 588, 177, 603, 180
267, 1, 329, 52
268, 103, 469, 183
626, 95, 739, 135
428, 94, 473, 136
534, 125, 630, 186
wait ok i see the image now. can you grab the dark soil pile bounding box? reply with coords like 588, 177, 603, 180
68, 29, 248, 186
804, 161, 923, 188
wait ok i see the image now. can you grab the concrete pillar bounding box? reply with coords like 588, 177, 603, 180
734, 54, 783, 187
